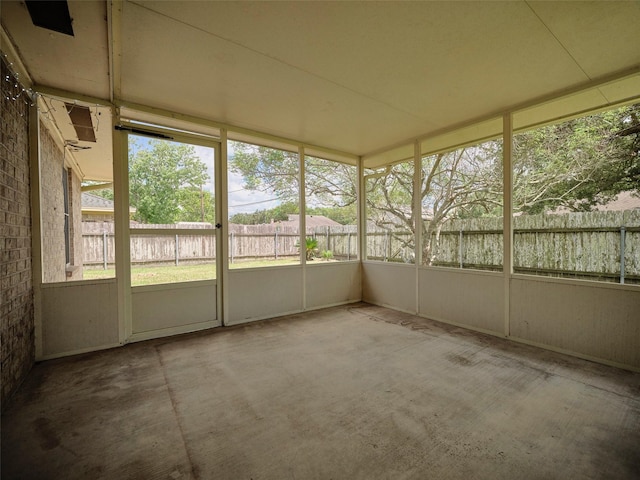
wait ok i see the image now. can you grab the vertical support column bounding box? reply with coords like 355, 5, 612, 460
413, 141, 422, 266
503, 113, 513, 338
29, 102, 44, 359
219, 129, 229, 325
113, 106, 131, 342
299, 145, 307, 309
358, 157, 365, 263
413, 140, 422, 314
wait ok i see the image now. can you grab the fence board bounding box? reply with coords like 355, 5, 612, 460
82, 209, 640, 283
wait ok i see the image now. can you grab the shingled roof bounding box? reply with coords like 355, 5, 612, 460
278, 215, 341, 229
82, 192, 114, 210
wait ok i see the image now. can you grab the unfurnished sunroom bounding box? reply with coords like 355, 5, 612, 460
1, 1, 639, 478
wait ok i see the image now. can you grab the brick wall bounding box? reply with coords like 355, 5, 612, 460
39, 125, 67, 282
1, 56, 34, 408
70, 167, 83, 278
39, 123, 83, 282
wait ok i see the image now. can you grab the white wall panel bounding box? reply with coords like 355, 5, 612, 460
362, 262, 416, 313
305, 262, 361, 309
41, 281, 119, 358
419, 268, 504, 335
511, 277, 640, 369
131, 281, 219, 336
227, 267, 303, 325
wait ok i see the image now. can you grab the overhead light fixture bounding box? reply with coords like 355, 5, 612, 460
25, 1, 74, 37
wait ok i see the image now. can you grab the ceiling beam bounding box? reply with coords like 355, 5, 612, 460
107, 0, 122, 103
34, 84, 113, 107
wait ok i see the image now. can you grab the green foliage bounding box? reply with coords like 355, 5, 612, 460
305, 156, 358, 213
306, 205, 357, 225
296, 237, 318, 261
229, 143, 357, 224
366, 161, 417, 234
129, 139, 213, 224
361, 104, 640, 265
229, 201, 299, 225
321, 250, 333, 261
230, 142, 300, 201
176, 187, 216, 223
228, 202, 356, 226
513, 104, 640, 214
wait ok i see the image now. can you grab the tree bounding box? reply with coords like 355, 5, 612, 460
228, 104, 639, 266
368, 104, 639, 265
513, 103, 640, 214
229, 142, 358, 224
306, 205, 357, 225
420, 142, 502, 264
230, 143, 299, 201
129, 139, 213, 224
229, 201, 298, 225
366, 143, 502, 265
176, 187, 216, 223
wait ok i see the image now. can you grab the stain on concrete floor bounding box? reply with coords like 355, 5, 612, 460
2, 303, 640, 479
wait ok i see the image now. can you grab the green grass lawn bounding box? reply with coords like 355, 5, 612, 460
83, 258, 300, 286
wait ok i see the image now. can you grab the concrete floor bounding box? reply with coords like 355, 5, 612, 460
2, 303, 640, 480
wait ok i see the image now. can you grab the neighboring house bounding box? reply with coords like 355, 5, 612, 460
81, 192, 115, 222
82, 192, 136, 221
549, 191, 640, 214
228, 214, 343, 235
591, 191, 640, 212
278, 214, 341, 229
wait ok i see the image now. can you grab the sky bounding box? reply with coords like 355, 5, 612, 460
132, 136, 279, 215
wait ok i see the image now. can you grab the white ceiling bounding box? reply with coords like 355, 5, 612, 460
2, 0, 640, 164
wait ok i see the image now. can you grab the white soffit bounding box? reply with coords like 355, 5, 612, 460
39, 94, 113, 182
0, 1, 110, 100
73, 104, 113, 182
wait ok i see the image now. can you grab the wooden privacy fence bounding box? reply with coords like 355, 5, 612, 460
368, 210, 640, 284
82, 210, 639, 283
431, 210, 640, 283
82, 223, 359, 266
365, 229, 415, 263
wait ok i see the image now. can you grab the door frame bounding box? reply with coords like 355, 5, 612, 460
116, 122, 224, 342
